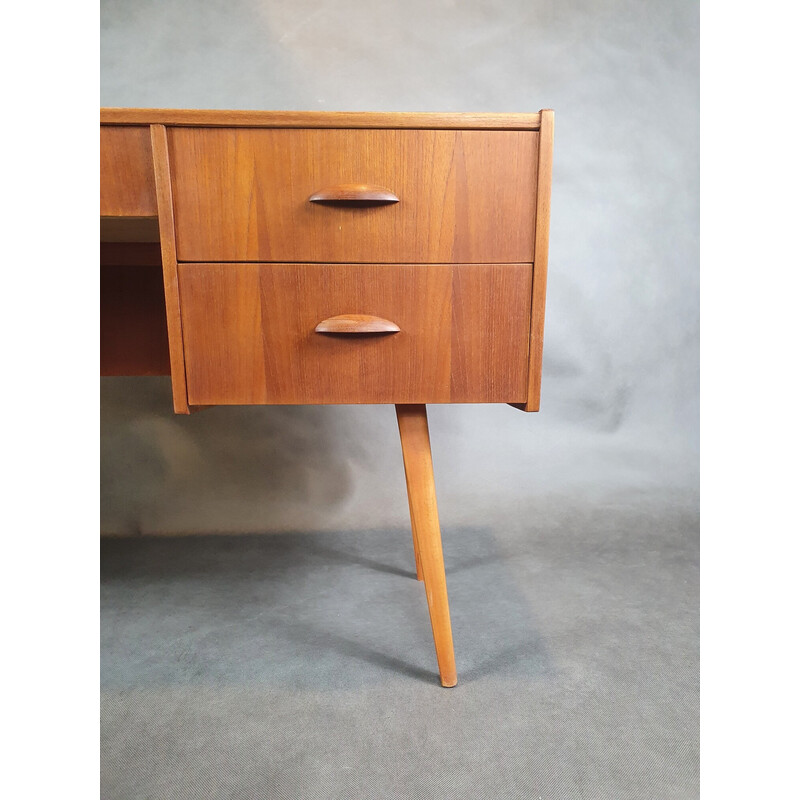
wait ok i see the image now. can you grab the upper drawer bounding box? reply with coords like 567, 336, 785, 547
168, 128, 537, 263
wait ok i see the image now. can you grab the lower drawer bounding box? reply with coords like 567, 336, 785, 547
178, 263, 532, 405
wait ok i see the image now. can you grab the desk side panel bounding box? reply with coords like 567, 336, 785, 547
513, 109, 554, 412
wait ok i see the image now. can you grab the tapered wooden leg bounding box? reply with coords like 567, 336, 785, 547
395, 404, 457, 687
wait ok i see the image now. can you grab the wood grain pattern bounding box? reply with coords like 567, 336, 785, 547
168, 128, 537, 264
451, 263, 532, 400
150, 124, 191, 414
396, 404, 457, 687
100, 126, 158, 217
181, 262, 268, 404
102, 108, 542, 130
409, 507, 424, 582
515, 109, 554, 412
177, 263, 532, 406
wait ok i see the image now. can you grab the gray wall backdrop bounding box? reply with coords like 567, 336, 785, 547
101, 0, 699, 535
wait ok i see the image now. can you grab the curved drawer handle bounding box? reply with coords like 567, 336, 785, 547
315, 314, 401, 334
308, 184, 399, 205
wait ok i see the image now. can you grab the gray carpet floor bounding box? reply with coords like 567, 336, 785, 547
101, 491, 698, 799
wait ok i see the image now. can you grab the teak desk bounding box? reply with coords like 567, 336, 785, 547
100, 108, 554, 687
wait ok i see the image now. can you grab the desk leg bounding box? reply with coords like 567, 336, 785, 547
395, 404, 457, 688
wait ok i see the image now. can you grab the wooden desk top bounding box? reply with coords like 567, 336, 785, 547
101, 108, 544, 130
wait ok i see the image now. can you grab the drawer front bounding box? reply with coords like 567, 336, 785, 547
178, 263, 532, 405
169, 128, 537, 264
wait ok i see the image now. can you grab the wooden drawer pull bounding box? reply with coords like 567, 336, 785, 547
308, 183, 399, 205
315, 314, 401, 334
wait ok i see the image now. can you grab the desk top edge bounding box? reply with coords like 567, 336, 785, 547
100, 108, 547, 130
